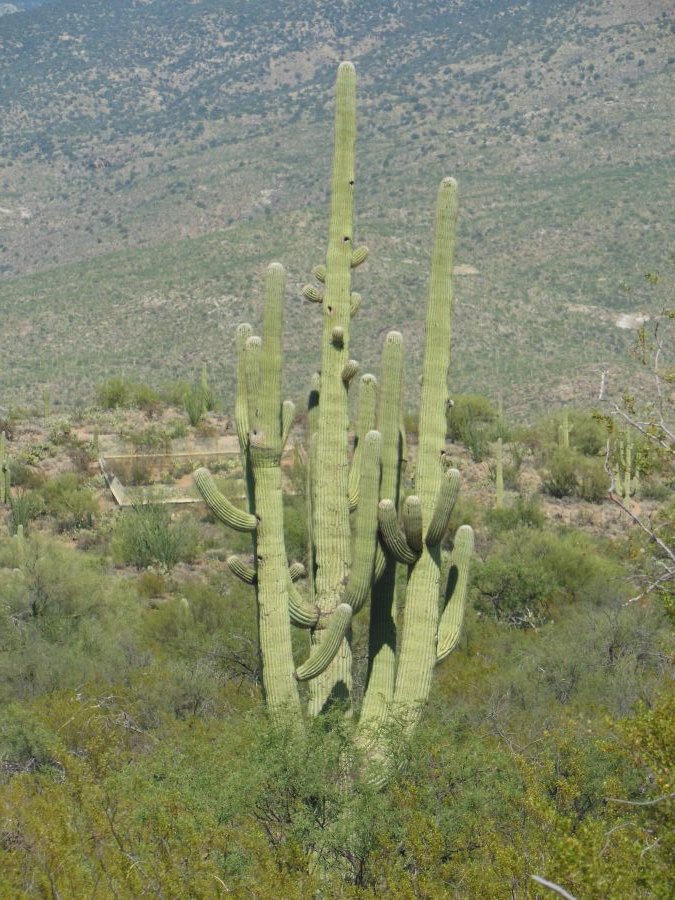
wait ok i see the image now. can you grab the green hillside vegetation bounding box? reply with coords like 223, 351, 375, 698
1, 0, 673, 411
1, 5, 673, 893
0, 389, 673, 895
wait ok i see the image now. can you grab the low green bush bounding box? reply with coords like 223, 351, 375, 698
484, 495, 545, 534
472, 526, 628, 625
112, 504, 200, 569
37, 474, 97, 532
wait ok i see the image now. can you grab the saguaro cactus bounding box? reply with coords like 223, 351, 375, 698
195, 62, 473, 770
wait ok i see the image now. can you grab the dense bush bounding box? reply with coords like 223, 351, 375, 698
95, 378, 161, 414
446, 394, 498, 460
112, 504, 200, 569
37, 473, 97, 531
472, 526, 628, 624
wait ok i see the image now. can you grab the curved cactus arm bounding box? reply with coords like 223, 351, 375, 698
194, 468, 257, 532
281, 399, 295, 449
378, 500, 418, 564
345, 431, 381, 613
312, 264, 327, 283
351, 246, 369, 268
350, 291, 362, 317
425, 468, 460, 547
436, 525, 474, 662
348, 374, 378, 511
227, 555, 257, 584
288, 576, 320, 629
302, 284, 323, 303
295, 604, 353, 681
402, 495, 423, 552
289, 561, 306, 582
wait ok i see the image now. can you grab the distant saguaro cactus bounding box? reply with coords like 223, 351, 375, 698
195, 63, 473, 779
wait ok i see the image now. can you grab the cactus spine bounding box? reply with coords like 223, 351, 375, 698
195, 63, 473, 774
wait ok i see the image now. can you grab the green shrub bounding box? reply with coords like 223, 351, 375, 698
9, 490, 44, 535
576, 456, 610, 503
447, 394, 497, 460
95, 379, 161, 414
112, 504, 199, 569
473, 527, 628, 624
542, 448, 578, 498
484, 495, 545, 534
38, 474, 97, 532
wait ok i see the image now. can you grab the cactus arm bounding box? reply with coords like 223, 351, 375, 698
344, 430, 382, 613
341, 359, 359, 387
288, 576, 320, 629
281, 400, 295, 450
350, 292, 362, 317
295, 604, 353, 681
289, 561, 306, 582
348, 374, 378, 510
234, 324, 254, 456
313, 264, 326, 283
245, 263, 301, 718
358, 329, 405, 740
425, 468, 461, 547
302, 284, 323, 303
194, 468, 257, 532
402, 495, 423, 552
378, 500, 418, 564
436, 525, 474, 662
351, 246, 369, 268
227, 555, 257, 584
393, 177, 460, 734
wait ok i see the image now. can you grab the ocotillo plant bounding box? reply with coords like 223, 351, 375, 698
194, 62, 473, 773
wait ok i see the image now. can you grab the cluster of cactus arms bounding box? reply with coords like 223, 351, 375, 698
194, 62, 473, 777
614, 431, 639, 501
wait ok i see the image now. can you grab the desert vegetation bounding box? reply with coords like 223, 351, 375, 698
1, 3, 673, 894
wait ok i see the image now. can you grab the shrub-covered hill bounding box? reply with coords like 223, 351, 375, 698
1, 0, 673, 412
0, 397, 673, 895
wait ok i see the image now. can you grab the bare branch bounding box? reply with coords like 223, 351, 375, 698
530, 875, 577, 900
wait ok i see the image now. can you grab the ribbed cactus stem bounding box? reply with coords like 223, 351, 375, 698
425, 468, 460, 547
393, 177, 459, 734
358, 328, 405, 743
495, 438, 504, 509
437, 525, 474, 662
402, 496, 423, 552
344, 431, 381, 613
281, 400, 295, 449
309, 60, 359, 716
348, 374, 378, 510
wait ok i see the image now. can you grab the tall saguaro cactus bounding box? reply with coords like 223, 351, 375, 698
195, 62, 473, 773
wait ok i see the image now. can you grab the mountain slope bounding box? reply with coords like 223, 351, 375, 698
1, 0, 673, 413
